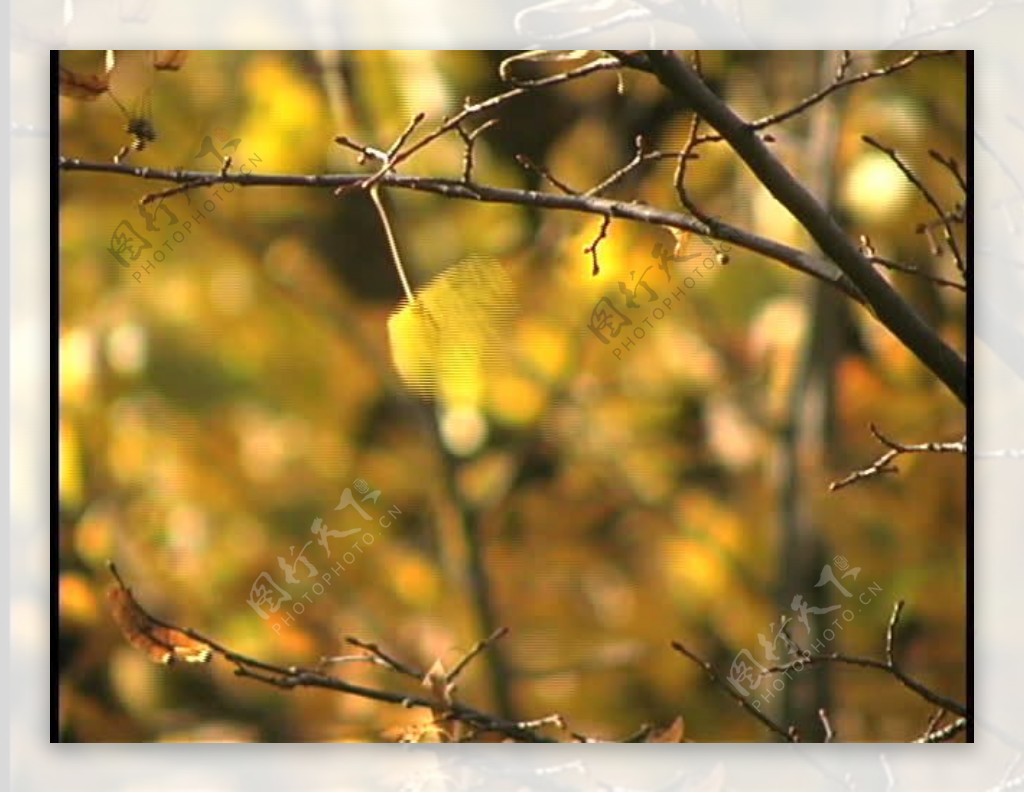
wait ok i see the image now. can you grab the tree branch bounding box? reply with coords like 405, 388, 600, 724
58, 157, 865, 302
672, 599, 968, 743
830, 423, 967, 491
670, 640, 800, 742
639, 50, 967, 405
914, 716, 969, 743
746, 51, 956, 135
764, 601, 968, 718
114, 577, 558, 742
862, 135, 966, 279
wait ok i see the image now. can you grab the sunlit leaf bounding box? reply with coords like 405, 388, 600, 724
387, 256, 517, 409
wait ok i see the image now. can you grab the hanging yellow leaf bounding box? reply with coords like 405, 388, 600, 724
387, 256, 517, 410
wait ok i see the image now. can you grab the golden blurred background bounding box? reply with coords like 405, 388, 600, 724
57, 50, 967, 742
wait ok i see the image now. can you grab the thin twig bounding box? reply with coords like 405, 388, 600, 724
344, 635, 422, 680
919, 707, 947, 741
862, 134, 966, 278
914, 716, 968, 743
884, 600, 903, 664
447, 627, 510, 683
318, 653, 393, 669
834, 50, 852, 81
818, 708, 835, 742
830, 423, 967, 490
352, 58, 622, 192
334, 134, 387, 165
583, 214, 611, 276
515, 713, 567, 731
386, 113, 427, 160
673, 103, 710, 221
107, 570, 557, 741
868, 255, 967, 292
583, 135, 661, 197
455, 118, 498, 185
355, 111, 427, 191
57, 157, 866, 303
763, 601, 968, 718
333, 112, 426, 196
670, 640, 800, 742
744, 51, 955, 134
929, 148, 968, 194
639, 50, 966, 404
515, 153, 579, 195
674, 51, 955, 143
140, 173, 218, 205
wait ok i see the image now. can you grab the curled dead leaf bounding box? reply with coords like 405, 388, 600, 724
644, 715, 687, 743
153, 50, 189, 71
106, 563, 211, 665
58, 66, 110, 100
422, 658, 459, 742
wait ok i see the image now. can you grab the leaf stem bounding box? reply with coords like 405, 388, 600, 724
370, 185, 415, 304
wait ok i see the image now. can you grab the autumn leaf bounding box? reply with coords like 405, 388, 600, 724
153, 50, 189, 71
420, 658, 459, 742
644, 715, 687, 743
387, 255, 517, 409
106, 563, 212, 665
58, 65, 110, 100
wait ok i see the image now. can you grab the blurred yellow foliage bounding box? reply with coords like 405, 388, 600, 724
57, 50, 966, 743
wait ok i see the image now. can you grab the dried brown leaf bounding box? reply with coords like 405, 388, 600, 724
107, 574, 211, 665
645, 715, 686, 743
58, 66, 110, 100
153, 50, 189, 71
